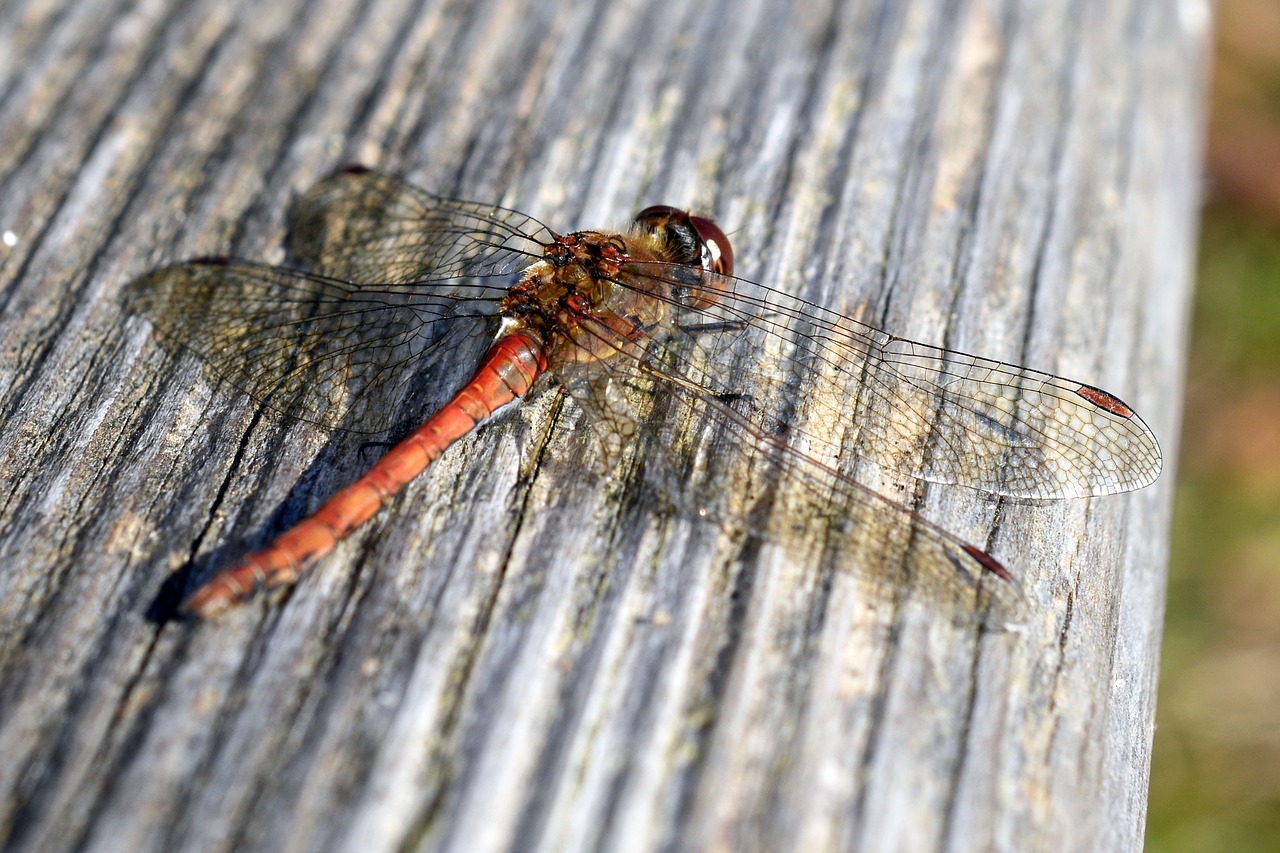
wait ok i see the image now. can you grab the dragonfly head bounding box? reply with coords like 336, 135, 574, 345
633, 206, 734, 278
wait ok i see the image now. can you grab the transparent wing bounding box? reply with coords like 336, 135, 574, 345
559, 365, 642, 469
127, 258, 502, 434
130, 167, 564, 433
288, 165, 554, 284
554, 310, 1024, 622
610, 261, 1162, 500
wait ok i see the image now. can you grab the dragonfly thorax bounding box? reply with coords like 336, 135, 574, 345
504, 237, 668, 365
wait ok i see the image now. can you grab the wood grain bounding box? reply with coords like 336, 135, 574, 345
0, 0, 1205, 851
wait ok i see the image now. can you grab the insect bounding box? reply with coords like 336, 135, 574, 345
128, 165, 1162, 618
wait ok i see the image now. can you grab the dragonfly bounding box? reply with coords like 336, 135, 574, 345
128, 165, 1162, 619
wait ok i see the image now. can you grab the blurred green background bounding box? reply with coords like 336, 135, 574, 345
1147, 1, 1280, 850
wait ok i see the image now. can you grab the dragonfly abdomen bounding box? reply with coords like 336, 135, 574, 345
180, 330, 547, 618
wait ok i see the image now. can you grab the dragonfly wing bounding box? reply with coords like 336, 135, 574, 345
289, 165, 554, 284
558, 365, 642, 470
554, 323, 1023, 622
848, 337, 1162, 498
616, 262, 1162, 500
127, 258, 500, 434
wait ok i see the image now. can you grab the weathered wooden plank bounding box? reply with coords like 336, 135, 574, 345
0, 0, 1203, 851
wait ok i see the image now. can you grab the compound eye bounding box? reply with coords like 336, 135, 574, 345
633, 206, 734, 278
633, 205, 680, 235
688, 215, 733, 278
